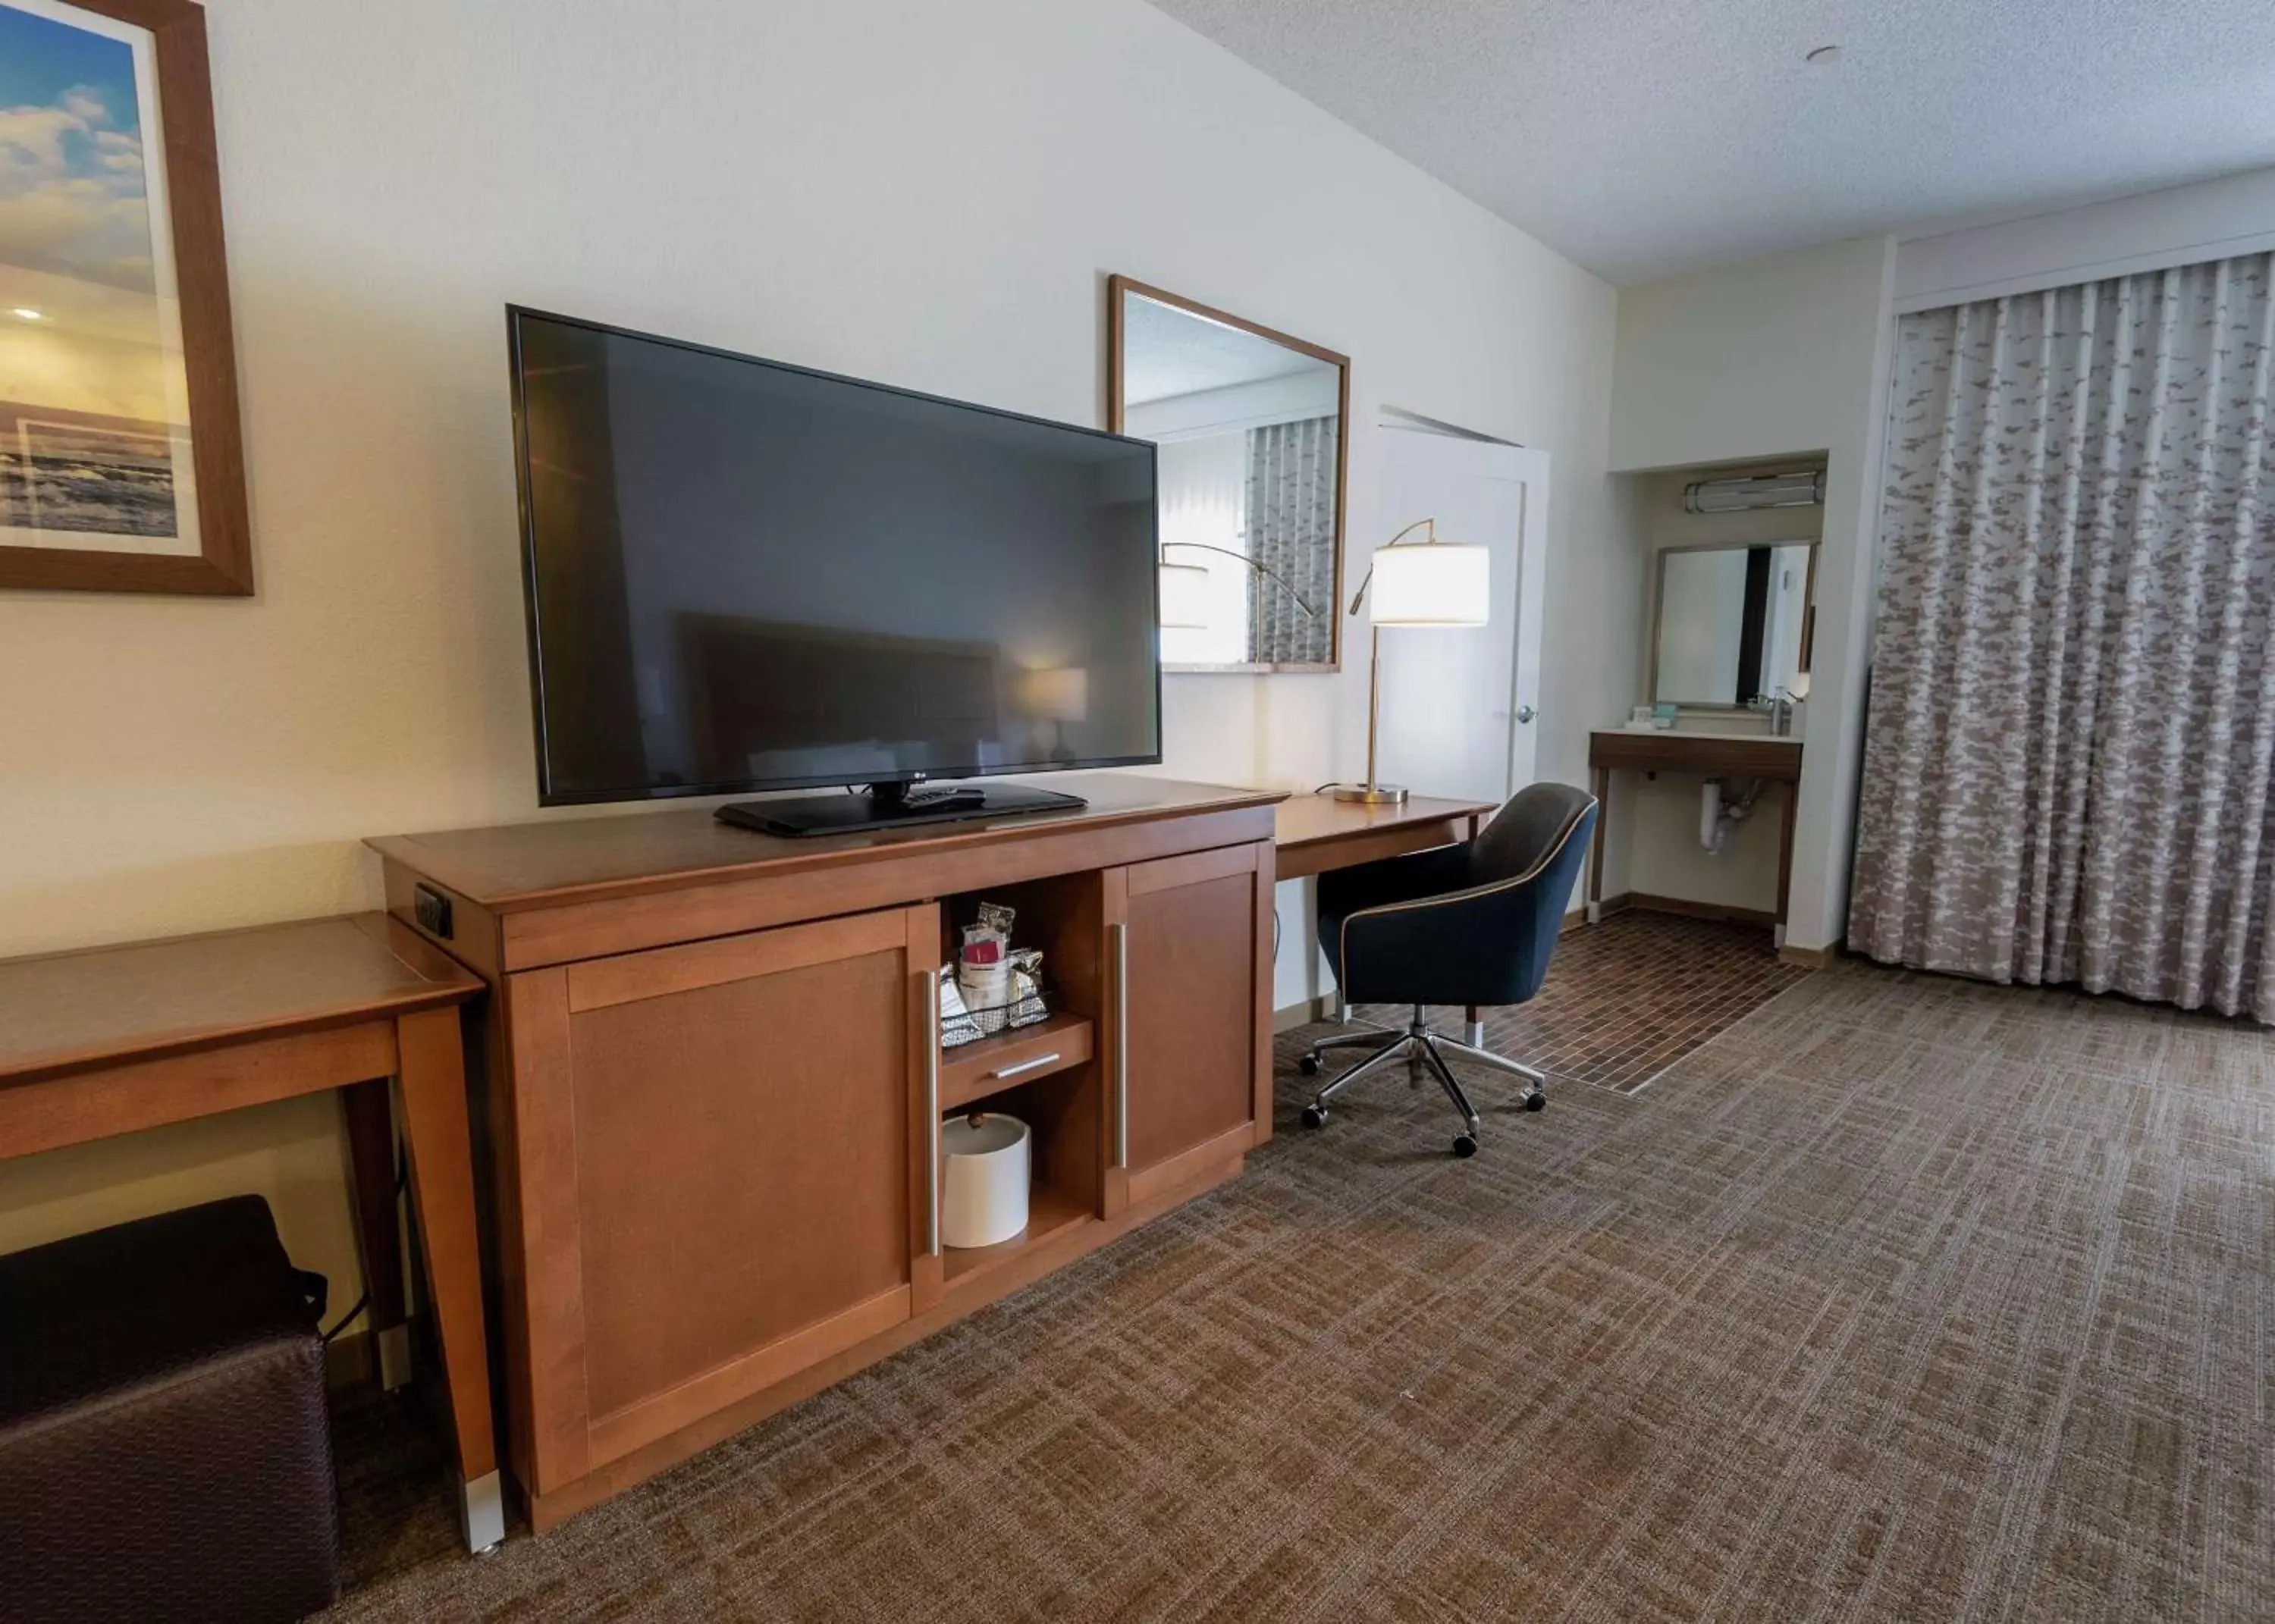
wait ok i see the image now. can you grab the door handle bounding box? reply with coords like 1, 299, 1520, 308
1109, 921, 1129, 1169
921, 966, 941, 1256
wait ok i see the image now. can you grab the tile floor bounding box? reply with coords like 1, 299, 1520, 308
1346, 907, 1813, 1096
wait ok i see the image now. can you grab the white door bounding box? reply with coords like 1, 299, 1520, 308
1369, 425, 1549, 804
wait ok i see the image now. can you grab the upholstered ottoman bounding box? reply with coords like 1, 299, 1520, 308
0, 1196, 340, 1622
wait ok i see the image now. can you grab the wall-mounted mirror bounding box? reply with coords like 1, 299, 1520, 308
1650, 542, 1815, 707
1109, 275, 1348, 672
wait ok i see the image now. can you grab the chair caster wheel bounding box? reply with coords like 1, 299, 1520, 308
1298, 1055, 1320, 1077
1300, 1104, 1329, 1130
1524, 1092, 1546, 1112
1452, 1133, 1478, 1158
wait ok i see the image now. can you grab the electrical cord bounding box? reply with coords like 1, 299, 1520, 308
319, 1149, 409, 1344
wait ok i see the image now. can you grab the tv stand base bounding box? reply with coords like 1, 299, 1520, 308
716, 780, 1087, 838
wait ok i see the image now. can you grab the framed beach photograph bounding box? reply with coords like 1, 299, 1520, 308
0, 0, 249, 594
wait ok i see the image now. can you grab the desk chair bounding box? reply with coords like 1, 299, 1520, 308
1299, 782, 1597, 1156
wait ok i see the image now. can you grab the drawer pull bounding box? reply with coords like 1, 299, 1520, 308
990, 1052, 1062, 1083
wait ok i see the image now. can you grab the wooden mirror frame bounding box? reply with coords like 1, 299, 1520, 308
1645, 539, 1818, 710
0, 0, 252, 595
1107, 274, 1348, 674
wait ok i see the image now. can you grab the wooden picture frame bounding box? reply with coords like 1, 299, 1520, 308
1108, 274, 1348, 674
0, 0, 251, 595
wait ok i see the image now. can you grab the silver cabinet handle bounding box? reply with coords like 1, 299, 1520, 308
921, 967, 941, 1256
990, 1052, 1062, 1082
1109, 921, 1129, 1169
1515, 704, 1537, 723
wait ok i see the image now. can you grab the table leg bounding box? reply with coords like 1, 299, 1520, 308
341, 1079, 411, 1390
1774, 778, 1798, 950
394, 1005, 504, 1554
1464, 810, 1484, 1042
1587, 766, 1609, 924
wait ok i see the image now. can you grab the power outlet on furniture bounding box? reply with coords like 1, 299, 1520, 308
414, 884, 453, 940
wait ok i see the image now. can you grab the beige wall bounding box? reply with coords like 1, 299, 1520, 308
0, 0, 1619, 1304
1610, 234, 1896, 950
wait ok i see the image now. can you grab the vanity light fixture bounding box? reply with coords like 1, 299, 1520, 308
1683, 469, 1823, 513
1329, 517, 1490, 805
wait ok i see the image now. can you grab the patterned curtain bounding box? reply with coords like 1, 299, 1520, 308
1850, 252, 2275, 1020
1246, 415, 1338, 664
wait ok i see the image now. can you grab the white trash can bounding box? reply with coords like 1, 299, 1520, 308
940, 1113, 1031, 1249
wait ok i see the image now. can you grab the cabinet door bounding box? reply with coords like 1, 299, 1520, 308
504, 904, 936, 1488
1105, 842, 1272, 1211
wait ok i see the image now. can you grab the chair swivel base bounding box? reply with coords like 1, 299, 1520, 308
1297, 1005, 1545, 1155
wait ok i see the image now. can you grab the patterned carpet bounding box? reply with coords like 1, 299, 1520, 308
327, 956, 2274, 1622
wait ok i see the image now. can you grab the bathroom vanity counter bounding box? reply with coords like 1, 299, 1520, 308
1588, 728, 1803, 781
1586, 729, 1805, 946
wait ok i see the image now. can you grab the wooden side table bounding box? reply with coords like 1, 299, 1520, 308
0, 912, 503, 1552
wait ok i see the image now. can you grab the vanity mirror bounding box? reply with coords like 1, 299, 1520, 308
1109, 276, 1348, 672
1649, 542, 1815, 708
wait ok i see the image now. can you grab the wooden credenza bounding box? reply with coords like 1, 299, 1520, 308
369, 775, 1282, 1529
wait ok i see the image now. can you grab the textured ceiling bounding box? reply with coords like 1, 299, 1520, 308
1147, 0, 2275, 284
1120, 290, 1324, 405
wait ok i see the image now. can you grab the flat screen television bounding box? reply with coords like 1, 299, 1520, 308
507, 308, 1163, 835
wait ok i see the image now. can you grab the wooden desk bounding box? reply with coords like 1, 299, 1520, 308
1272, 792, 1497, 881
1272, 792, 1499, 1034
0, 913, 503, 1553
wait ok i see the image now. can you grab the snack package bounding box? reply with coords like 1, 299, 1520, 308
1006, 948, 1046, 1028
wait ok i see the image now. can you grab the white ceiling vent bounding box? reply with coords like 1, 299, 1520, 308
1682, 470, 1825, 514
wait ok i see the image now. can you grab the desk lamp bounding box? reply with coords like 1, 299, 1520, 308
1329, 517, 1489, 804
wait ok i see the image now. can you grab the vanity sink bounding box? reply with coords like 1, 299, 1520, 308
1627, 726, 1801, 743
1586, 728, 1806, 944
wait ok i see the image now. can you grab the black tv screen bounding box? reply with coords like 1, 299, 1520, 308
508, 308, 1163, 806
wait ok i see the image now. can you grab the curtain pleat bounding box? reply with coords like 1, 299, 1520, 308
1850, 251, 2275, 1020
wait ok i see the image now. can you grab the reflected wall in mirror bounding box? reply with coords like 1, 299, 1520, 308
1652, 542, 1815, 707
1109, 275, 1348, 672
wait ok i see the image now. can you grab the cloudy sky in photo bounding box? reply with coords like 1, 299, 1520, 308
0, 2, 156, 293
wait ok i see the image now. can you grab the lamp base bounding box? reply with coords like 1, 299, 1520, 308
1328, 782, 1410, 805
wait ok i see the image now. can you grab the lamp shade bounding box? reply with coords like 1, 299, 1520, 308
1158, 560, 1210, 630
1370, 543, 1489, 627
1019, 666, 1089, 722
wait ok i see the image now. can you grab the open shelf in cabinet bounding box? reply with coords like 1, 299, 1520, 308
934, 1048, 1103, 1297
941, 1184, 1094, 1290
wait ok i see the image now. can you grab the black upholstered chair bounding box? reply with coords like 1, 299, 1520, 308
1301, 781, 1598, 1156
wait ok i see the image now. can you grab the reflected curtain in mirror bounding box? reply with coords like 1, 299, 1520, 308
1247, 415, 1337, 666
